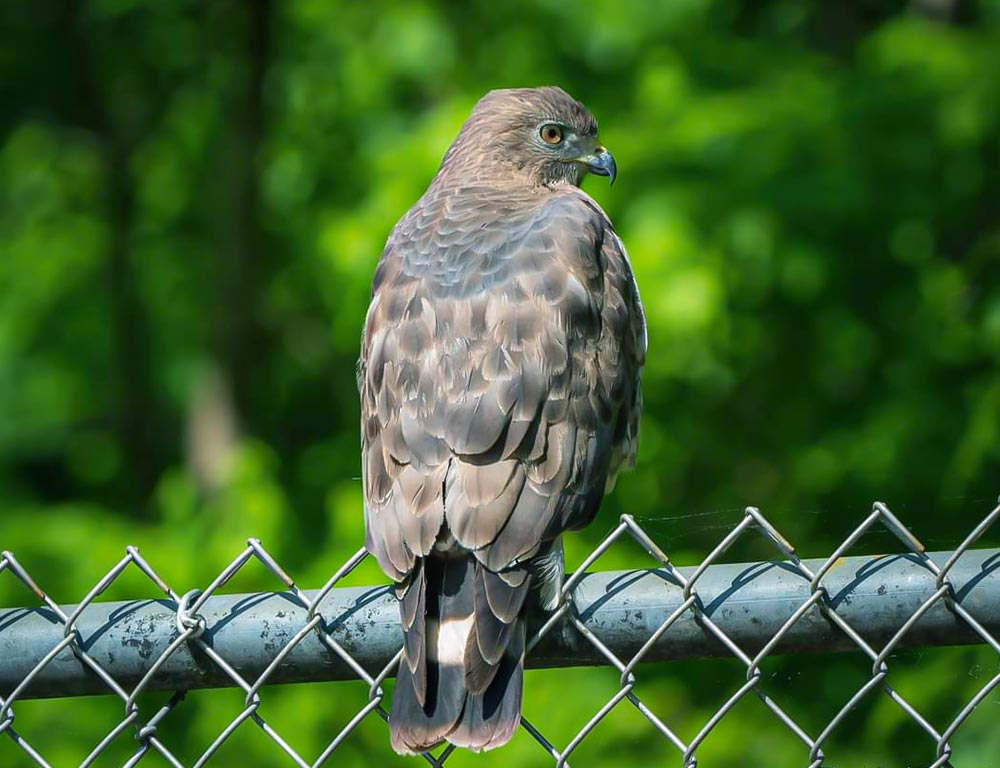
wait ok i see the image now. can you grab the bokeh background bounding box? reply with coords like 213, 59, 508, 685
3, 0, 1000, 766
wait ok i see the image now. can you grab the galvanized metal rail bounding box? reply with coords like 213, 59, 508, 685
1, 549, 998, 699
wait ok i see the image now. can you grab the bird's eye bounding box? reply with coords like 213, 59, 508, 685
539, 124, 564, 145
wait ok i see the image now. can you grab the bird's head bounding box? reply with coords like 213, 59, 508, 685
441, 86, 616, 188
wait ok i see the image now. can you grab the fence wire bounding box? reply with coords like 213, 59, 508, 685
2, 499, 1000, 767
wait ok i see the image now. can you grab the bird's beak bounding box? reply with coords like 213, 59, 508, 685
581, 146, 617, 186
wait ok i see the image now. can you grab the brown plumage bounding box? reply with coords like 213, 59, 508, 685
358, 86, 645, 754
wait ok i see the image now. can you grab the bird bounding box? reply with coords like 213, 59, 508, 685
358, 86, 645, 755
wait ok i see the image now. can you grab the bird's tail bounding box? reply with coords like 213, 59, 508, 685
390, 554, 530, 754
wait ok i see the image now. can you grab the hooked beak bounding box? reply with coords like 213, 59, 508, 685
582, 146, 617, 186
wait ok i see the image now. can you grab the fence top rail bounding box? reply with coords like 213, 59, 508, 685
1, 546, 998, 700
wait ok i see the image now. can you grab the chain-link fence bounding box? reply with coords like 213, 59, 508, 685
2, 499, 1000, 767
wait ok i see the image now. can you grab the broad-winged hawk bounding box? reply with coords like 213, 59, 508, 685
359, 86, 646, 754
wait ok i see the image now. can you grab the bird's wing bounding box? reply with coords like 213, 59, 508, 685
592, 212, 647, 499
360, 186, 644, 578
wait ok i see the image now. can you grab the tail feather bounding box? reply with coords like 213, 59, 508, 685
481, 566, 529, 622
398, 561, 427, 705
449, 618, 524, 750
471, 566, 528, 670
390, 554, 529, 755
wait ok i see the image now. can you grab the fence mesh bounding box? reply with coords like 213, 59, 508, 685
3, 498, 1000, 767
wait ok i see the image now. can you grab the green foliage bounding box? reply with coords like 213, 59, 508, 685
2, 1, 999, 766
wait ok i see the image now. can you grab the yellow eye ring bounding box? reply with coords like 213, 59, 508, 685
539, 124, 564, 145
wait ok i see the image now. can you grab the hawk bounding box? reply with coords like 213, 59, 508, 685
359, 86, 645, 754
